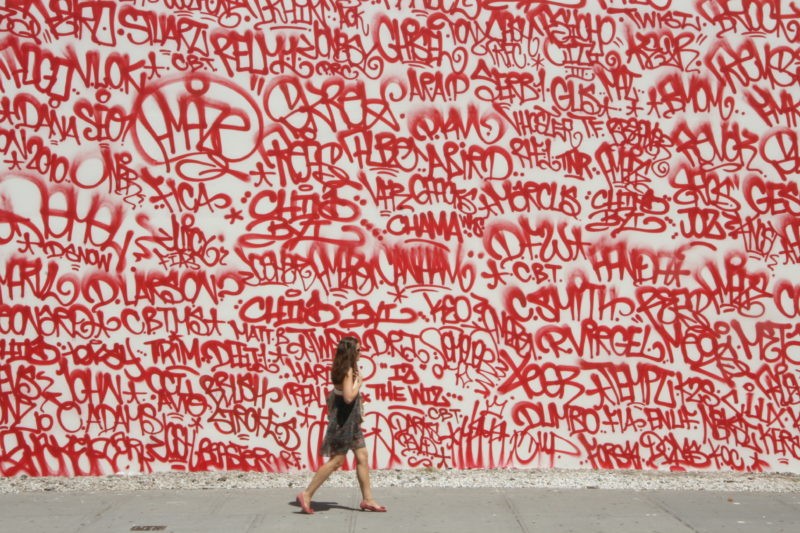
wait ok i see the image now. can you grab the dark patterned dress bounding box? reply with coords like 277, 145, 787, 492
320, 389, 366, 456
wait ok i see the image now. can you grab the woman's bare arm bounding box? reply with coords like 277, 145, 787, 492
342, 367, 362, 404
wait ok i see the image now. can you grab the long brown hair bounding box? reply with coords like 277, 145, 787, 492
331, 336, 359, 385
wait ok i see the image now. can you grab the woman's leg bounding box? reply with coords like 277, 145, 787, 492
300, 454, 346, 510
354, 447, 385, 511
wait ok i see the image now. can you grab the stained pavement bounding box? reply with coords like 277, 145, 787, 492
2, 485, 799, 532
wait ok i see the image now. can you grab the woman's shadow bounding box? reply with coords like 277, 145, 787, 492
290, 499, 359, 513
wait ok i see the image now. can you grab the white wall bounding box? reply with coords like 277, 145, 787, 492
1, 0, 799, 475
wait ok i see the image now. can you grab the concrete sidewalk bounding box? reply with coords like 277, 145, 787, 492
1, 486, 799, 533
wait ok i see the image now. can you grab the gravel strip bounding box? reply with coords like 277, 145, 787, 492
1, 469, 798, 494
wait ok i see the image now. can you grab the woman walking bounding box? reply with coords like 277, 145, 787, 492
297, 336, 387, 514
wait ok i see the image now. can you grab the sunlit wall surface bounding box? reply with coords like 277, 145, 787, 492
1, 0, 799, 475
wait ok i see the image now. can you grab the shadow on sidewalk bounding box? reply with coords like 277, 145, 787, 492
290, 499, 359, 514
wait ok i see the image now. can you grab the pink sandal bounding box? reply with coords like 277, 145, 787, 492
360, 501, 387, 512
297, 493, 314, 514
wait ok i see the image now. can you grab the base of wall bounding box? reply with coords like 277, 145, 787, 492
2, 468, 798, 494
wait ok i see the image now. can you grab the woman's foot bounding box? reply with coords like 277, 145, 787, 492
359, 499, 387, 512
297, 492, 314, 514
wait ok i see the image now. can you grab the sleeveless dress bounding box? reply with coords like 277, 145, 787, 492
320, 389, 366, 456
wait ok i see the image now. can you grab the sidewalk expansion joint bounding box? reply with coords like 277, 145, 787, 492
646, 494, 700, 533
502, 490, 532, 533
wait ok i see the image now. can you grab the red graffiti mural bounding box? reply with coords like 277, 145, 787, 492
1, 0, 800, 476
